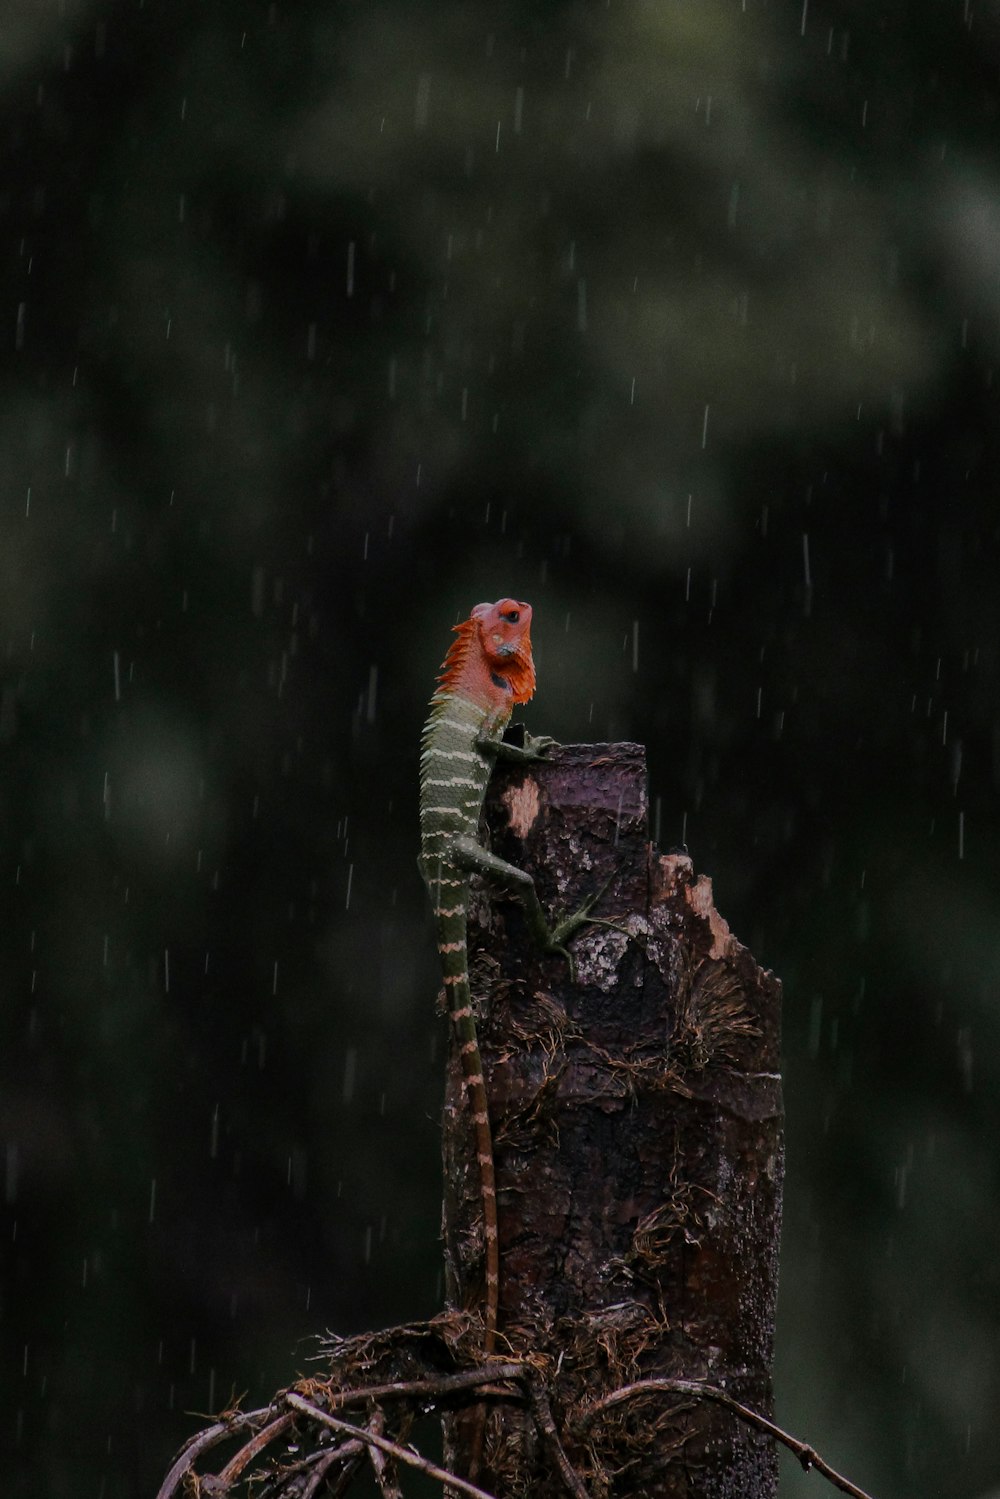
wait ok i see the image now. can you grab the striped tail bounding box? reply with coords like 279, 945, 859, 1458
439, 920, 499, 1352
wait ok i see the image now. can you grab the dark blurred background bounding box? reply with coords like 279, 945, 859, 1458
2, 1, 999, 1494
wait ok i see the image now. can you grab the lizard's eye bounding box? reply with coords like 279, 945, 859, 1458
501, 609, 519, 623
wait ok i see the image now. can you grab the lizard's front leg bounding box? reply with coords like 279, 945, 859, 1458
475, 729, 558, 763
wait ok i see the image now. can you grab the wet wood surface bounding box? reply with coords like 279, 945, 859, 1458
442, 741, 784, 1497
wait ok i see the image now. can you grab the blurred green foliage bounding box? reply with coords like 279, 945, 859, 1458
1, 1, 999, 1494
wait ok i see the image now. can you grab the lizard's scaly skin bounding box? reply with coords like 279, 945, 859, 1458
419, 599, 536, 1351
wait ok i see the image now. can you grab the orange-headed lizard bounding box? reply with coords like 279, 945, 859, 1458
419, 598, 607, 1351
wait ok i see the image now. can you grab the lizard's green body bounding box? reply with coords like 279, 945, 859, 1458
420, 598, 603, 1352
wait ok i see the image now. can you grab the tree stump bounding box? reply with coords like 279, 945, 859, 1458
442, 742, 784, 1497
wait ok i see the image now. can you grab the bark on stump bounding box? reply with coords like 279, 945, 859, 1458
442, 742, 783, 1498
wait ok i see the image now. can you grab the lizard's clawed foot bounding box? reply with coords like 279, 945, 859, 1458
547, 871, 619, 979
521, 732, 559, 758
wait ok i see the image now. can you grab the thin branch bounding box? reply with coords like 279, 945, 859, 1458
579, 1379, 876, 1499
155, 1410, 274, 1499
286, 1391, 500, 1499
365, 1407, 404, 1499
303, 1361, 527, 1411
527, 1373, 591, 1499
216, 1412, 294, 1484
302, 1440, 366, 1499
157, 1360, 524, 1496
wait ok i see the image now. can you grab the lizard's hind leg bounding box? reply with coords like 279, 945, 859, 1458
450, 836, 617, 980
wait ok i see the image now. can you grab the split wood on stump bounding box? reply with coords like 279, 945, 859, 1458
442, 741, 784, 1498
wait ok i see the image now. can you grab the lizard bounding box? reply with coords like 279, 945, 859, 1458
419, 597, 607, 1353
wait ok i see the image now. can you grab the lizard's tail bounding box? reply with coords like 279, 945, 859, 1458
443, 962, 499, 1353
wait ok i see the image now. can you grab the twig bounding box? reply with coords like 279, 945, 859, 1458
527, 1373, 591, 1499
286, 1391, 500, 1499
215, 1412, 294, 1484
305, 1361, 526, 1411
155, 1409, 273, 1499
302, 1440, 366, 1499
580, 1379, 876, 1499
155, 1365, 527, 1498
365, 1407, 403, 1499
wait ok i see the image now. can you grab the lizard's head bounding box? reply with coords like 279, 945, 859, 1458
430, 597, 532, 708
435, 599, 536, 709
471, 599, 531, 655
471, 599, 535, 704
